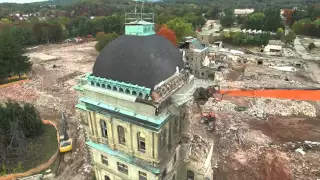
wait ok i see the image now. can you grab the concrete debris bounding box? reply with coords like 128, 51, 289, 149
247, 98, 316, 118
295, 148, 306, 155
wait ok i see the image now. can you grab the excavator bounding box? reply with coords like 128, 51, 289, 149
193, 85, 320, 131
59, 112, 72, 153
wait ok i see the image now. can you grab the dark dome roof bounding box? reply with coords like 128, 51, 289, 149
92, 34, 184, 89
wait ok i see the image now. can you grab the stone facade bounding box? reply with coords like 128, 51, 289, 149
74, 71, 214, 180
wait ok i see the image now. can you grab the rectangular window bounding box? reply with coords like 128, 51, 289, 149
100, 120, 108, 138
101, 154, 108, 166
138, 132, 146, 152
173, 153, 176, 163
139, 139, 146, 152
117, 162, 128, 175
118, 126, 126, 145
139, 171, 147, 180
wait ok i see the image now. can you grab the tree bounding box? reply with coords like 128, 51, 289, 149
0, 18, 11, 24
292, 20, 304, 34
276, 28, 284, 40
220, 8, 235, 28
183, 13, 206, 28
167, 17, 194, 41
94, 32, 119, 52
243, 12, 265, 30
264, 7, 284, 31
283, 31, 296, 45
157, 25, 177, 46
0, 28, 32, 81
206, 6, 222, 20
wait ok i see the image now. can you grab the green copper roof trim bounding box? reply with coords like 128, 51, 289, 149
87, 141, 161, 174
73, 85, 84, 92
76, 104, 87, 111
87, 74, 151, 100
79, 97, 171, 131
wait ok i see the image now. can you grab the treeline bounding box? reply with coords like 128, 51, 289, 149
221, 31, 271, 46
0, 102, 43, 174
220, 7, 285, 32
283, 6, 320, 37
242, 8, 284, 32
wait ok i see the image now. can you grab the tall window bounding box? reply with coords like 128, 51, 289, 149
100, 120, 108, 138
160, 129, 166, 148
105, 176, 110, 180
117, 162, 128, 174
172, 174, 176, 180
137, 132, 146, 152
173, 153, 176, 163
139, 171, 147, 180
101, 154, 108, 165
187, 170, 194, 180
117, 125, 126, 145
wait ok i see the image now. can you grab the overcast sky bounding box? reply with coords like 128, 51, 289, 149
0, 0, 47, 3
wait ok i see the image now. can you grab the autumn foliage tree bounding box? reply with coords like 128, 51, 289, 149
157, 25, 177, 46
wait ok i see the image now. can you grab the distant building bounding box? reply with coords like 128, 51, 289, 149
234, 9, 254, 16
197, 20, 221, 45
264, 45, 282, 53
179, 37, 216, 79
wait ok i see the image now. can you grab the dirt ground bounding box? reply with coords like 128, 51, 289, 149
1, 39, 320, 180
0, 41, 97, 180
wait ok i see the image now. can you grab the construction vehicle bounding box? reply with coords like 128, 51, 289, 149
59, 113, 72, 153
196, 102, 216, 131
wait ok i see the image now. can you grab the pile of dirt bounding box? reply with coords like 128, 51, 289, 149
263, 149, 292, 180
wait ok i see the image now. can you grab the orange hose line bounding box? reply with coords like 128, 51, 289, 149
218, 90, 320, 101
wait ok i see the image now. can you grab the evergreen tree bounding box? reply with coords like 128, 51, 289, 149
0, 28, 32, 80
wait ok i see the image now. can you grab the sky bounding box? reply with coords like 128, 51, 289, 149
0, 0, 47, 3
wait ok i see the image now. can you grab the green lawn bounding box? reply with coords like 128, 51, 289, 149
2, 125, 58, 174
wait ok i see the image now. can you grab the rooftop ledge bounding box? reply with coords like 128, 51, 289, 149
78, 97, 171, 131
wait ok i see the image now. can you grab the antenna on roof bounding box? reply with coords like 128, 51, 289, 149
140, 0, 145, 21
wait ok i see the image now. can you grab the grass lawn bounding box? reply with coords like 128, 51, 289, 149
2, 125, 58, 174
0, 74, 28, 85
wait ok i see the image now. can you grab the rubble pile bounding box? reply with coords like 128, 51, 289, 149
203, 98, 237, 112
189, 135, 211, 163
0, 84, 39, 102
247, 98, 316, 118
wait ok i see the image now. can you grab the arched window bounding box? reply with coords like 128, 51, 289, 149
132, 91, 137, 96
138, 92, 143, 98
96, 83, 100, 87
125, 89, 130, 94
104, 175, 110, 180
187, 170, 194, 180
119, 88, 124, 93
113, 86, 117, 91
107, 85, 111, 89
137, 132, 146, 152
172, 174, 176, 180
102, 84, 106, 88
91, 81, 94, 86
100, 120, 108, 138
117, 125, 126, 145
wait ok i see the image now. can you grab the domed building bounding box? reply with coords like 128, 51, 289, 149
74, 13, 213, 180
